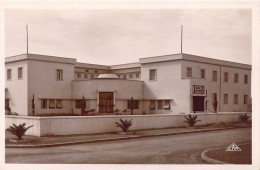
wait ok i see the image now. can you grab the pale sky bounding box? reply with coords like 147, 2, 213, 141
5, 9, 251, 65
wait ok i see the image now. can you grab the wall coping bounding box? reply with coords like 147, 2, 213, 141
5, 112, 251, 120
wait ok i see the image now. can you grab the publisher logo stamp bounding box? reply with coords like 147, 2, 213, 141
226, 143, 241, 151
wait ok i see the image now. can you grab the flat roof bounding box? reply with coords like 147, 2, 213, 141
139, 53, 251, 70
6, 53, 251, 70
5, 53, 76, 64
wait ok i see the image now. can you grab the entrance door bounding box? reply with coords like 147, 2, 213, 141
99, 92, 114, 113
193, 96, 204, 112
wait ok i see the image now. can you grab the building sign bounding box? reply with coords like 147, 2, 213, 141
193, 85, 205, 94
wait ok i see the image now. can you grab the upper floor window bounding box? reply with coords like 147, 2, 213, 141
200, 69, 205, 79
95, 70, 98, 73
224, 72, 228, 82
212, 71, 217, 81
129, 74, 133, 79
234, 73, 239, 83
136, 73, 140, 78
85, 69, 89, 72
224, 94, 228, 104
186, 67, 192, 77
7, 69, 12, 80
18, 67, 23, 79
244, 75, 248, 84
56, 69, 63, 80
149, 69, 157, 81
234, 94, 238, 104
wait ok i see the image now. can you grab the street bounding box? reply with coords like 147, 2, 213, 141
5, 128, 251, 164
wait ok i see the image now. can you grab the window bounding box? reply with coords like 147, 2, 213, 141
129, 74, 133, 78
123, 74, 126, 79
157, 100, 163, 110
149, 69, 157, 81
49, 99, 55, 108
56, 69, 63, 80
244, 75, 248, 84
84, 73, 88, 79
186, 67, 192, 77
224, 94, 228, 104
244, 95, 248, 104
5, 99, 10, 110
234, 94, 238, 104
18, 67, 23, 79
200, 69, 205, 79
149, 100, 156, 110
127, 100, 139, 109
234, 73, 239, 83
76, 73, 81, 79
7, 69, 11, 80
212, 71, 217, 81
56, 99, 63, 109
95, 70, 98, 73
224, 72, 228, 82
90, 74, 94, 79
76, 100, 82, 109
163, 100, 171, 110
136, 73, 140, 78
85, 69, 89, 72
41, 99, 47, 109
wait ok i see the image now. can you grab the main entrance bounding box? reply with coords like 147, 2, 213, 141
193, 96, 204, 112
99, 92, 114, 113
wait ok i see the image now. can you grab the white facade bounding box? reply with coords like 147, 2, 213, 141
5, 53, 251, 116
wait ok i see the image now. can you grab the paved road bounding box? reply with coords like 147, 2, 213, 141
5, 128, 251, 164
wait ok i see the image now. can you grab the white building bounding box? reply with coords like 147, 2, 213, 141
5, 53, 251, 116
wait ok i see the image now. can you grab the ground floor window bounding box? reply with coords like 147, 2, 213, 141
244, 95, 248, 104
157, 100, 163, 110
5, 99, 10, 110
127, 100, 139, 109
56, 99, 63, 109
41, 99, 47, 109
49, 99, 55, 109
76, 99, 82, 109
234, 94, 238, 104
163, 100, 170, 110
224, 94, 228, 104
149, 100, 156, 110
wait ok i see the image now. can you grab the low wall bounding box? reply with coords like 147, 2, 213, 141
5, 113, 251, 137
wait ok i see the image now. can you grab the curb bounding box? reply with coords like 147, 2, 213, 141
6, 126, 251, 148
201, 142, 251, 164
201, 148, 227, 164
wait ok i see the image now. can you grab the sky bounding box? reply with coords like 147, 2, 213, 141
5, 9, 252, 65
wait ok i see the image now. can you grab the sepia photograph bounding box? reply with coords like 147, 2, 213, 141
1, 1, 260, 169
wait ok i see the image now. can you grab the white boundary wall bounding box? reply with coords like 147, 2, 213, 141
5, 113, 251, 137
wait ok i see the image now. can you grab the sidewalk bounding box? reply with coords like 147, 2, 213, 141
5, 122, 251, 148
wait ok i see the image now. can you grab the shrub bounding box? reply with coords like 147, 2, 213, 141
115, 118, 133, 132
114, 109, 120, 115
122, 109, 128, 115
183, 114, 201, 127
239, 114, 250, 122
6, 123, 34, 140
